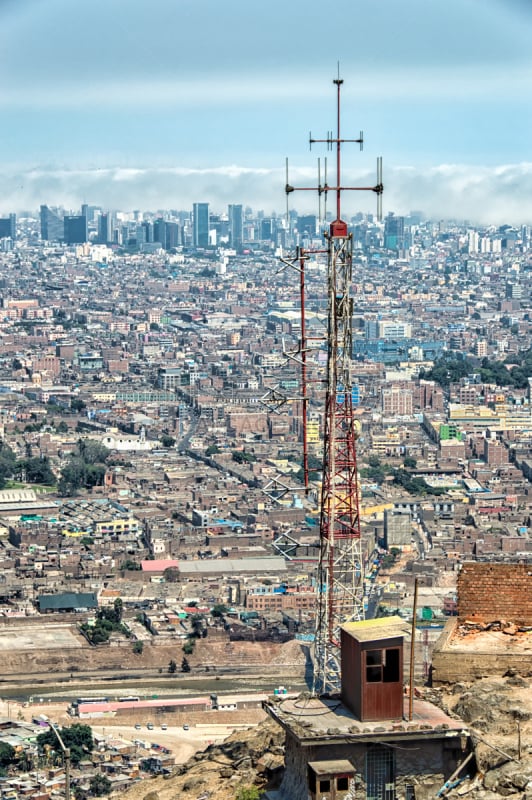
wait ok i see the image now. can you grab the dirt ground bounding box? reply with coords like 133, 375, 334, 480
0, 697, 264, 766
0, 624, 308, 679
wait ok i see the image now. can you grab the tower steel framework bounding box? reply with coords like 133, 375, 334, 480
285, 75, 383, 694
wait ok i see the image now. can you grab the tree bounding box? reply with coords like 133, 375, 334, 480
168, 659, 177, 674
85, 464, 106, 487
160, 433, 176, 448
181, 656, 191, 672
420, 353, 474, 388
78, 439, 109, 465
163, 566, 180, 583
205, 445, 220, 456
211, 604, 228, 618
89, 774, 112, 796
58, 440, 110, 495
0, 442, 17, 489
58, 458, 86, 496
182, 640, 195, 655
0, 742, 15, 767
232, 450, 255, 464
133, 641, 144, 654
121, 559, 141, 571
113, 598, 123, 624
18, 456, 56, 485
37, 724, 93, 766
70, 397, 86, 413
190, 614, 205, 637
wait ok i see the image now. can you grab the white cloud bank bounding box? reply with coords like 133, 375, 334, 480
3, 163, 532, 225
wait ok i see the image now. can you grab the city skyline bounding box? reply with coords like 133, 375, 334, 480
1, 0, 532, 222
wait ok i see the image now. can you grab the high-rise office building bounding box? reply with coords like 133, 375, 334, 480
228, 204, 243, 250
64, 215, 88, 244
165, 221, 180, 250
260, 218, 273, 241
384, 213, 405, 250
97, 212, 113, 244
193, 203, 210, 248
297, 214, 317, 240
40, 205, 64, 241
141, 221, 154, 243
0, 214, 16, 240
153, 218, 166, 248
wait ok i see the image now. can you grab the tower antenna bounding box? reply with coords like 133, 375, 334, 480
285, 73, 383, 695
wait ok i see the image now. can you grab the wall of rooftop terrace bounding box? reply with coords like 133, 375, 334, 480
457, 562, 532, 626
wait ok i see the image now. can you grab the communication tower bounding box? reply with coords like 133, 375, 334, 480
285, 74, 383, 694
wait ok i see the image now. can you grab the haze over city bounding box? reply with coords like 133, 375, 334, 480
1, 0, 532, 222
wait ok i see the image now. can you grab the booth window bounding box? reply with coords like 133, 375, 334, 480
366, 648, 400, 683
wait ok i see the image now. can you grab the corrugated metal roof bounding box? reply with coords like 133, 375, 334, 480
38, 592, 97, 610
179, 557, 286, 574
78, 697, 210, 713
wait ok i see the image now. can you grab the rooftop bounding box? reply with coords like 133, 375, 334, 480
264, 694, 465, 745
342, 616, 410, 643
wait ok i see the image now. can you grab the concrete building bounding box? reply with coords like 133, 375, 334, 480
265, 617, 471, 800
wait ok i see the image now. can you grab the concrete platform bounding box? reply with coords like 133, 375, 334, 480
0, 624, 83, 651
432, 618, 532, 684
264, 693, 465, 744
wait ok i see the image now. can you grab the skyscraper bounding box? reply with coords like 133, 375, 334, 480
40, 206, 64, 241
97, 212, 113, 244
63, 215, 88, 244
384, 213, 405, 250
165, 221, 180, 250
141, 220, 154, 243
228, 204, 243, 250
153, 218, 166, 248
297, 214, 317, 240
193, 203, 210, 248
0, 214, 16, 240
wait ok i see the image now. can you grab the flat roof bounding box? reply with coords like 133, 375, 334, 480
179, 557, 286, 574
264, 694, 465, 745
309, 760, 356, 775
342, 616, 410, 643
78, 697, 210, 713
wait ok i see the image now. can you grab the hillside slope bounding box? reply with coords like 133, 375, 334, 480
119, 671, 532, 800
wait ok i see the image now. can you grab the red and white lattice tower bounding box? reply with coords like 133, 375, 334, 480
286, 75, 383, 694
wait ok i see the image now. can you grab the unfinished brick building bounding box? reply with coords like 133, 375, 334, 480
432, 561, 532, 684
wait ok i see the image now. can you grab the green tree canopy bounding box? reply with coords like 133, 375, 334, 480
0, 441, 17, 489
37, 724, 93, 766
0, 742, 16, 767
18, 456, 55, 485
58, 439, 110, 495
89, 774, 112, 796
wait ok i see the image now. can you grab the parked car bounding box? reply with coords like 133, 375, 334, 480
183, 724, 189, 731
147, 722, 154, 730
161, 724, 168, 730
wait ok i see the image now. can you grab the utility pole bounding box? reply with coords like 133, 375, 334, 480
50, 722, 70, 800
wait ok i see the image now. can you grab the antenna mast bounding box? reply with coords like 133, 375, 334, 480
286, 74, 383, 695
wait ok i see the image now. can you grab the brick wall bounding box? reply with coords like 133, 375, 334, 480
457, 562, 532, 625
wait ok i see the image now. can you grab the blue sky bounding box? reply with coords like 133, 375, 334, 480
1, 0, 532, 222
